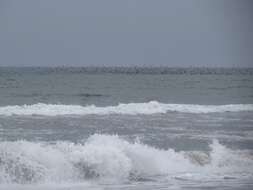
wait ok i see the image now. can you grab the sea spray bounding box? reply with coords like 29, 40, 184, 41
0, 134, 252, 184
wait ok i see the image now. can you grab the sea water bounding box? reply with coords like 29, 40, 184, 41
0, 67, 253, 190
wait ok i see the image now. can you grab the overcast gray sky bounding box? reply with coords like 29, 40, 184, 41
0, 0, 252, 67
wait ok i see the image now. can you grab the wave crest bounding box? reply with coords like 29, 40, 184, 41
0, 134, 252, 184
0, 101, 253, 116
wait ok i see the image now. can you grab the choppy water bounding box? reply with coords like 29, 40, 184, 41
0, 67, 253, 190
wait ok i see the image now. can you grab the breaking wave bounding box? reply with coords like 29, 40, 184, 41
0, 101, 253, 116
0, 134, 252, 184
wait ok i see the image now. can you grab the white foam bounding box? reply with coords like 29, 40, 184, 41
0, 134, 252, 184
0, 101, 252, 116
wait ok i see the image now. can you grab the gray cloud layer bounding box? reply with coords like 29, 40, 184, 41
0, 0, 252, 67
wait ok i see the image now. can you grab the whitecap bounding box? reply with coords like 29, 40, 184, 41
0, 101, 252, 116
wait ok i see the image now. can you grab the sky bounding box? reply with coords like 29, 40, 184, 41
0, 0, 252, 67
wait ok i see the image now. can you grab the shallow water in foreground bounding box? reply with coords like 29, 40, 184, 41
1, 111, 253, 190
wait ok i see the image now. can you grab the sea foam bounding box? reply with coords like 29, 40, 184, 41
0, 101, 253, 116
0, 134, 252, 184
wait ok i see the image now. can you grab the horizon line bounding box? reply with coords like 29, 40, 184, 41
1, 65, 253, 69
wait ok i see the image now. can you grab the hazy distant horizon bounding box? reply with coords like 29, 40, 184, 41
1, 65, 253, 69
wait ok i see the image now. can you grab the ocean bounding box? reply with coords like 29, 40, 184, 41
0, 67, 253, 190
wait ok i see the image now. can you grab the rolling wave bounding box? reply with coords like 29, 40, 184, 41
0, 134, 252, 184
0, 101, 253, 116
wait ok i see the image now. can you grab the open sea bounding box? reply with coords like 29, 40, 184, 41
0, 67, 253, 190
